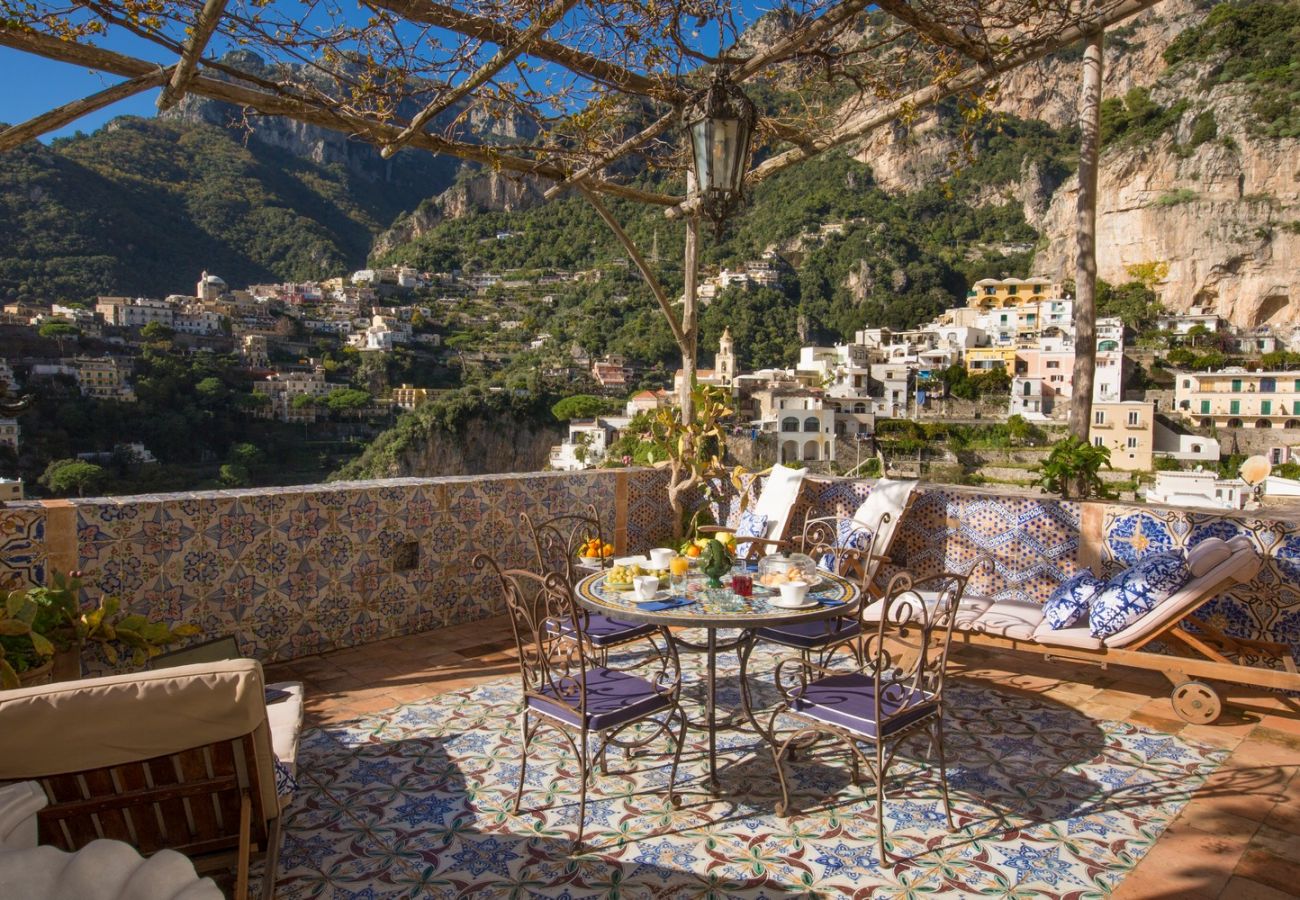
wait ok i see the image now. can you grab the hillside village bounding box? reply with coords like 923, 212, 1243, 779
8, 242, 1300, 511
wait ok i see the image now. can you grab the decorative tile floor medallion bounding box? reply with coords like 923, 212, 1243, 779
268, 644, 1225, 898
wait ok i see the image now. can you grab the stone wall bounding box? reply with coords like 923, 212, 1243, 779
2, 468, 1297, 673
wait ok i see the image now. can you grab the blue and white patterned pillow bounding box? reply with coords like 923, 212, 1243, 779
1042, 570, 1104, 630
819, 519, 872, 573
1089, 552, 1190, 639
733, 510, 769, 558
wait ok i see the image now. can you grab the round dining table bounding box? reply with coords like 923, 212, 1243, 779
573, 566, 862, 792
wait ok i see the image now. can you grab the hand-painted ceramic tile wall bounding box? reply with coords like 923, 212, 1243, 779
4, 471, 623, 675
0, 505, 47, 591
1101, 507, 1300, 668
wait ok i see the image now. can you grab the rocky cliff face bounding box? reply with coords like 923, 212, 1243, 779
163, 51, 535, 193
1035, 87, 1300, 327
856, 0, 1203, 194
377, 412, 565, 477
371, 171, 548, 258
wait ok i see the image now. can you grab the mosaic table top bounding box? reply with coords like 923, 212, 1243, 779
574, 568, 860, 629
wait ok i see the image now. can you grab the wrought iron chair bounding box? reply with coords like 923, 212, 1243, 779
473, 555, 687, 851
523, 506, 661, 666
767, 569, 969, 864
744, 478, 920, 671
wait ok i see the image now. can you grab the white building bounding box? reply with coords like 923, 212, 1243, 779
253, 368, 332, 422
96, 297, 175, 329
549, 417, 630, 471
1144, 470, 1246, 510
1009, 376, 1048, 420
1094, 317, 1125, 403
0, 478, 23, 502
0, 418, 18, 452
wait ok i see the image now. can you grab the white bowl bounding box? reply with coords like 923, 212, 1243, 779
774, 581, 811, 607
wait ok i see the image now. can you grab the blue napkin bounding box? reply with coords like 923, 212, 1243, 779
637, 597, 692, 611
816, 598, 847, 608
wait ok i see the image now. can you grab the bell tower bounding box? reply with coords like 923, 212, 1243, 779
716, 327, 735, 386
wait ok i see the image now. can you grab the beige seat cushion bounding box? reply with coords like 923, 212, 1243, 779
966, 599, 1044, 640
1031, 622, 1103, 650
265, 683, 304, 769
859, 591, 989, 626
0, 660, 280, 819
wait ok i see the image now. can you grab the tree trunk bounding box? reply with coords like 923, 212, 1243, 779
1068, 31, 1104, 444
671, 211, 701, 542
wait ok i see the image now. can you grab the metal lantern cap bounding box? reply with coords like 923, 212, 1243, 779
683, 69, 756, 225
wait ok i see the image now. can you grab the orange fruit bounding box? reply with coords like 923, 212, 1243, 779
685, 545, 701, 558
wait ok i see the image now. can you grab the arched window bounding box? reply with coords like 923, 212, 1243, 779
1256, 419, 1273, 429
1227, 418, 1243, 428
1286, 420, 1300, 430
803, 440, 819, 461
1200, 418, 1212, 428
804, 417, 819, 432
781, 440, 799, 463
854, 402, 867, 414
781, 417, 799, 432
1191, 444, 1202, 453
1023, 382, 1032, 396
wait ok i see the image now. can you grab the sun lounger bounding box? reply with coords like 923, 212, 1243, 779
866, 536, 1299, 723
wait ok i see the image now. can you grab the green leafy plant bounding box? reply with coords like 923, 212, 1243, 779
1, 571, 200, 685
1032, 437, 1113, 500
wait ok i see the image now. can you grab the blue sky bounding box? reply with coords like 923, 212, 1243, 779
0, 2, 771, 142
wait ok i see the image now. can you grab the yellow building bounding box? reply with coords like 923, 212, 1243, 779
1089, 401, 1154, 471
967, 277, 1061, 310
1173, 369, 1300, 430
965, 347, 1018, 375
393, 384, 433, 411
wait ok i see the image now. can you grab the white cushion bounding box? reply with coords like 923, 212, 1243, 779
753, 466, 806, 541
265, 680, 304, 808
967, 600, 1044, 640
1186, 538, 1232, 578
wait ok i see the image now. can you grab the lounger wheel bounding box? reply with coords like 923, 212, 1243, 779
1170, 680, 1221, 725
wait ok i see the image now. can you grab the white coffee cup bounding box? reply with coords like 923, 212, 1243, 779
633, 575, 660, 601
774, 581, 810, 607
648, 547, 675, 568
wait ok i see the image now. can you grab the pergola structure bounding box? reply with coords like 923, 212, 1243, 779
1, 0, 1157, 442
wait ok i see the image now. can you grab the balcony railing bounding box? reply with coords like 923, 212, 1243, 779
1, 470, 1296, 676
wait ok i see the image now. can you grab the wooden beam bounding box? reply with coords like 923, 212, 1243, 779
577, 184, 686, 350
665, 0, 1164, 219
367, 0, 671, 97
156, 0, 228, 112
0, 67, 173, 152
381, 0, 580, 159
0, 27, 680, 206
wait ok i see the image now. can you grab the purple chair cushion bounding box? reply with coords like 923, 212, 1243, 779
550, 614, 657, 647
790, 672, 936, 739
529, 667, 671, 731
756, 618, 861, 650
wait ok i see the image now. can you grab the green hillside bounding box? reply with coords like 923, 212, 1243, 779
0, 117, 451, 301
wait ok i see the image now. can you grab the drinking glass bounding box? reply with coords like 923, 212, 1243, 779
669, 554, 690, 597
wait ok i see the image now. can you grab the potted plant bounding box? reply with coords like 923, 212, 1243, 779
1032, 437, 1114, 500
0, 590, 56, 688
0, 570, 199, 688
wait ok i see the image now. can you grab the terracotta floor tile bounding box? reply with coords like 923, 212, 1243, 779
1181, 781, 1280, 826
1233, 848, 1300, 896
1257, 713, 1300, 737
1116, 823, 1249, 899
1174, 807, 1263, 842
1217, 876, 1300, 900
1128, 709, 1189, 734
1250, 825, 1300, 866
1093, 686, 1160, 710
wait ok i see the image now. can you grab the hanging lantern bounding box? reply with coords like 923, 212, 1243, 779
682, 69, 756, 226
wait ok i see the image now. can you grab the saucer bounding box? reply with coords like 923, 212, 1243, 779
621, 589, 671, 602
769, 598, 819, 610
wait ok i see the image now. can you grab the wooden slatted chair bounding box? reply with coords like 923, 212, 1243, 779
0, 659, 291, 900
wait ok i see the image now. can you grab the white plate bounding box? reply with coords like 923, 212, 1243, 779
757, 575, 829, 591
768, 598, 820, 610
615, 555, 651, 567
